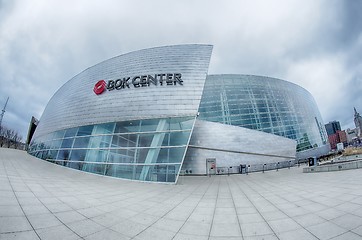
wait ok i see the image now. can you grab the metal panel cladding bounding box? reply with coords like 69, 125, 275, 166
33, 44, 213, 138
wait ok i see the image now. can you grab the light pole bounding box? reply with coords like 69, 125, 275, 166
0, 97, 9, 133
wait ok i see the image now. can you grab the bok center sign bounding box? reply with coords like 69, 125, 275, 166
94, 73, 183, 95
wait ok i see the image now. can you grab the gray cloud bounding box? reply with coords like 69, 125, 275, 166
0, 0, 361, 139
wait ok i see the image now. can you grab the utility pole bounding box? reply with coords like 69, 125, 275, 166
0, 97, 9, 132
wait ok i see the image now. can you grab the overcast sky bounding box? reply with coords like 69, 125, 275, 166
1, 0, 361, 139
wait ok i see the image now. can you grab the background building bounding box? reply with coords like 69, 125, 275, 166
328, 130, 347, 150
26, 116, 38, 147
346, 128, 359, 145
354, 108, 362, 137
27, 44, 327, 183
325, 121, 341, 136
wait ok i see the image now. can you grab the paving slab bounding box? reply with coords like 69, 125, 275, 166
1, 148, 362, 239
0, 230, 40, 240
35, 225, 80, 240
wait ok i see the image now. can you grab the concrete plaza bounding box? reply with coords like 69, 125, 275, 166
1, 148, 362, 240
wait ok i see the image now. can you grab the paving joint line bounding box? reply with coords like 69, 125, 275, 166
225, 177, 244, 239
3, 160, 42, 240
229, 175, 281, 239
130, 176, 215, 239
207, 175, 221, 240
243, 176, 322, 239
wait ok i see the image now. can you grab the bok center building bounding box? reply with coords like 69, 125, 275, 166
28, 44, 329, 183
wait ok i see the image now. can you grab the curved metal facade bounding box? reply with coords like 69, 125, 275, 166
198, 74, 329, 156
33, 44, 213, 138
182, 119, 296, 175
28, 44, 213, 183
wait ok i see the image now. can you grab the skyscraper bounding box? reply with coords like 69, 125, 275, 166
354, 108, 362, 137
325, 121, 341, 136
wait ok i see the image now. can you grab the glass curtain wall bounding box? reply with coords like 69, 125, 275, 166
199, 75, 328, 152
28, 116, 195, 183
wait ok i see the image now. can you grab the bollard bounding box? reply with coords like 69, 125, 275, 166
263, 164, 266, 173
276, 162, 279, 171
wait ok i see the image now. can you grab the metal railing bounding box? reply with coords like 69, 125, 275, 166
181, 159, 301, 177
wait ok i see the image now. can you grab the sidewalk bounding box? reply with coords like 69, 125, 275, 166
1, 148, 362, 239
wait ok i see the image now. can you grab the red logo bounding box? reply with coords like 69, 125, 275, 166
93, 80, 106, 95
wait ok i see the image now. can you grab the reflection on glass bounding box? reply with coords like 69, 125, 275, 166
60, 138, 74, 149
28, 116, 195, 183
51, 139, 62, 149
88, 135, 112, 149
85, 149, 108, 163
93, 123, 115, 135
69, 149, 86, 161
68, 161, 84, 170
114, 120, 140, 133
199, 75, 328, 152
169, 132, 189, 146
57, 149, 71, 160
64, 128, 78, 138
111, 134, 137, 148
47, 150, 58, 160
105, 164, 134, 179
53, 130, 65, 139
108, 148, 135, 164
140, 119, 160, 132
83, 163, 105, 175
77, 125, 94, 136
73, 137, 90, 148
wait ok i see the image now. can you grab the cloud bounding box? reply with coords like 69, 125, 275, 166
0, 0, 361, 137
285, 54, 352, 122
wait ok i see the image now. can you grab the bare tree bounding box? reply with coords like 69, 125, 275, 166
0, 126, 23, 149
4, 128, 14, 148
0, 126, 4, 147
13, 132, 22, 149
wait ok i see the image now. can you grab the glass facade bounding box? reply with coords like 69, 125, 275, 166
28, 116, 195, 183
198, 75, 328, 152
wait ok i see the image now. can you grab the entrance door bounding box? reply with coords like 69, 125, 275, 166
206, 158, 216, 175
